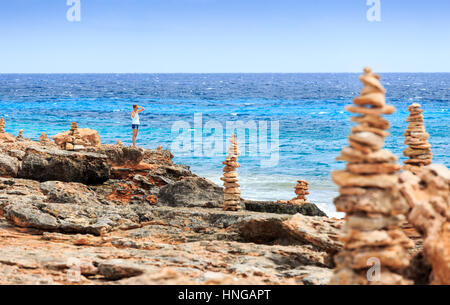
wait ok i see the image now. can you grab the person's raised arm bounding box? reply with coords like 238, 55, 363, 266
138, 105, 145, 112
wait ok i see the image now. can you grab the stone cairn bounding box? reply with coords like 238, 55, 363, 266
17, 129, 24, 140
403, 103, 432, 174
330, 68, 413, 284
0, 117, 5, 133
284, 180, 310, 205
39, 132, 51, 144
65, 122, 85, 151
220, 134, 241, 211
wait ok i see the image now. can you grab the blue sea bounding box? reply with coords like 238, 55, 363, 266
0, 74, 449, 217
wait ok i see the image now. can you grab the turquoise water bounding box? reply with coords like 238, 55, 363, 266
0, 73, 448, 217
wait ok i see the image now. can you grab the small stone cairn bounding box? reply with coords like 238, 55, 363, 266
0, 117, 5, 133
289, 180, 310, 204
330, 68, 413, 284
278, 180, 311, 205
39, 132, 51, 144
220, 134, 241, 211
403, 103, 433, 174
65, 122, 85, 151
17, 129, 24, 140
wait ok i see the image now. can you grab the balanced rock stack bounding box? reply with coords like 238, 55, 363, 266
220, 134, 241, 211
330, 68, 413, 284
39, 132, 51, 144
403, 103, 432, 174
65, 122, 86, 151
287, 180, 310, 205
17, 129, 24, 140
0, 117, 5, 133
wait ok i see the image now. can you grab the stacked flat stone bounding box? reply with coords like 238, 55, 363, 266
220, 134, 241, 211
0, 117, 5, 133
330, 68, 413, 285
403, 103, 432, 174
65, 122, 85, 151
39, 132, 51, 144
288, 180, 310, 205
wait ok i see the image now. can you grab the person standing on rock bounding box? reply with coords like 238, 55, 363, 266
131, 104, 145, 146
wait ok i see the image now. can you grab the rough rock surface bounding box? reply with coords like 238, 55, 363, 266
398, 165, 450, 284
0, 131, 335, 285
18, 147, 110, 184
0, 153, 20, 177
158, 177, 224, 208
244, 200, 327, 217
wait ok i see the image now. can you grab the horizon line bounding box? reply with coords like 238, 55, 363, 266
1, 72, 450, 74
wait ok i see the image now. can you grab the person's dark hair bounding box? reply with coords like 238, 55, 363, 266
133, 104, 138, 109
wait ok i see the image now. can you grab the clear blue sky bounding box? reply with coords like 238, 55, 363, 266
1, 0, 449, 73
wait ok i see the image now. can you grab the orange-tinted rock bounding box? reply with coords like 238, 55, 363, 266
398, 164, 450, 284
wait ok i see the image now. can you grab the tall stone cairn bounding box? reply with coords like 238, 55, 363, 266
403, 103, 433, 174
330, 67, 413, 285
288, 180, 310, 205
221, 134, 241, 211
0, 117, 5, 133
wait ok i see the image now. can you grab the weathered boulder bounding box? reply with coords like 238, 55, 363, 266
157, 177, 225, 208
143, 148, 174, 166
18, 147, 110, 185
282, 213, 343, 253
99, 145, 144, 166
398, 164, 450, 284
0, 153, 19, 177
236, 214, 289, 244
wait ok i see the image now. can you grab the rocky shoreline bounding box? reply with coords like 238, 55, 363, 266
0, 130, 342, 285
1, 114, 447, 285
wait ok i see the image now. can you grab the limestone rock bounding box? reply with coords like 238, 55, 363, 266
0, 153, 20, 177
398, 165, 450, 284
157, 177, 225, 208
282, 213, 343, 253
99, 145, 144, 166
18, 146, 110, 185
